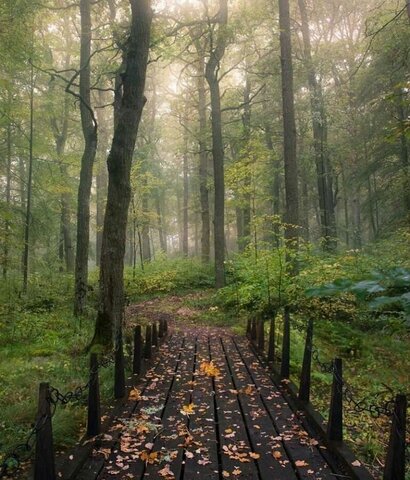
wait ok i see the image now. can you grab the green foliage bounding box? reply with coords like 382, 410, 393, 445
124, 257, 214, 300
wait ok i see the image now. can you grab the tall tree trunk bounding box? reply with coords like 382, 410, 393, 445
241, 76, 252, 249
155, 189, 167, 252
262, 93, 281, 247
397, 98, 410, 215
22, 63, 35, 293
74, 0, 98, 315
279, 0, 300, 251
298, 0, 336, 250
95, 90, 109, 266
3, 116, 12, 279
93, 0, 152, 346
205, 0, 228, 289
182, 114, 189, 257
196, 49, 211, 263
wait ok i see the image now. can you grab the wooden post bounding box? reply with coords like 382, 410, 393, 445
152, 322, 158, 347
246, 318, 251, 338
133, 325, 142, 375
87, 353, 101, 436
257, 319, 265, 352
267, 316, 275, 363
114, 330, 126, 399
158, 319, 164, 338
383, 394, 407, 480
327, 358, 343, 442
164, 319, 168, 335
298, 318, 313, 403
144, 324, 152, 359
34, 382, 56, 480
280, 307, 290, 378
250, 318, 257, 343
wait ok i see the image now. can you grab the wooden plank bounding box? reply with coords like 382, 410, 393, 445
141, 335, 197, 479
221, 337, 298, 479
209, 332, 260, 480
233, 336, 335, 480
75, 334, 183, 480
182, 332, 220, 480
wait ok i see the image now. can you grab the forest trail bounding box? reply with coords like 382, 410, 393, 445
72, 305, 347, 480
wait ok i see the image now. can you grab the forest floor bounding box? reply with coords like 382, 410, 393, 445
0, 288, 409, 479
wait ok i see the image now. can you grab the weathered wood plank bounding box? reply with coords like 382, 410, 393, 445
209, 333, 260, 479
234, 336, 335, 479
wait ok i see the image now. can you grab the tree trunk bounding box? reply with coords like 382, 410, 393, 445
279, 0, 300, 251
205, 0, 228, 289
298, 0, 336, 250
242, 76, 252, 249
196, 48, 210, 262
3, 116, 12, 279
74, 0, 98, 315
22, 63, 35, 293
93, 0, 152, 346
95, 90, 109, 266
182, 117, 189, 257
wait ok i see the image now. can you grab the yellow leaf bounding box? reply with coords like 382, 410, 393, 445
200, 361, 221, 377
181, 403, 196, 415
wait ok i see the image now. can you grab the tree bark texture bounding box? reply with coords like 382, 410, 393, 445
298, 0, 337, 250
93, 0, 152, 346
74, 0, 98, 315
279, 0, 300, 248
205, 0, 228, 289
197, 47, 211, 262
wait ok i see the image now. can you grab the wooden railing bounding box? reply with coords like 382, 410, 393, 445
247, 311, 408, 480
0, 318, 168, 480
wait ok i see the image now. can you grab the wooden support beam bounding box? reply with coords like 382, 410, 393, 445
267, 315, 275, 363
327, 358, 343, 442
34, 382, 56, 480
114, 331, 126, 399
280, 307, 290, 378
144, 324, 152, 359
383, 394, 407, 480
298, 318, 313, 403
257, 318, 265, 352
87, 353, 101, 436
133, 325, 142, 375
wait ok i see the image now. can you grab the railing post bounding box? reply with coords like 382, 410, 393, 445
158, 319, 164, 339
280, 307, 290, 378
152, 322, 158, 347
298, 318, 313, 403
327, 358, 343, 442
164, 319, 168, 335
246, 318, 251, 338
267, 315, 275, 363
114, 330, 126, 399
34, 382, 56, 480
383, 394, 407, 480
257, 319, 265, 352
144, 324, 152, 359
133, 325, 142, 375
87, 353, 101, 436
250, 318, 257, 343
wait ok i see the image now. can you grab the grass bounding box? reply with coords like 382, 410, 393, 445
0, 246, 409, 479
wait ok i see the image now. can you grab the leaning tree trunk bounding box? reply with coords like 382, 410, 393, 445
279, 0, 300, 251
74, 0, 98, 315
205, 0, 228, 289
93, 0, 152, 347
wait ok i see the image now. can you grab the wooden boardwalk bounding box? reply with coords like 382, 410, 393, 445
74, 327, 349, 480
